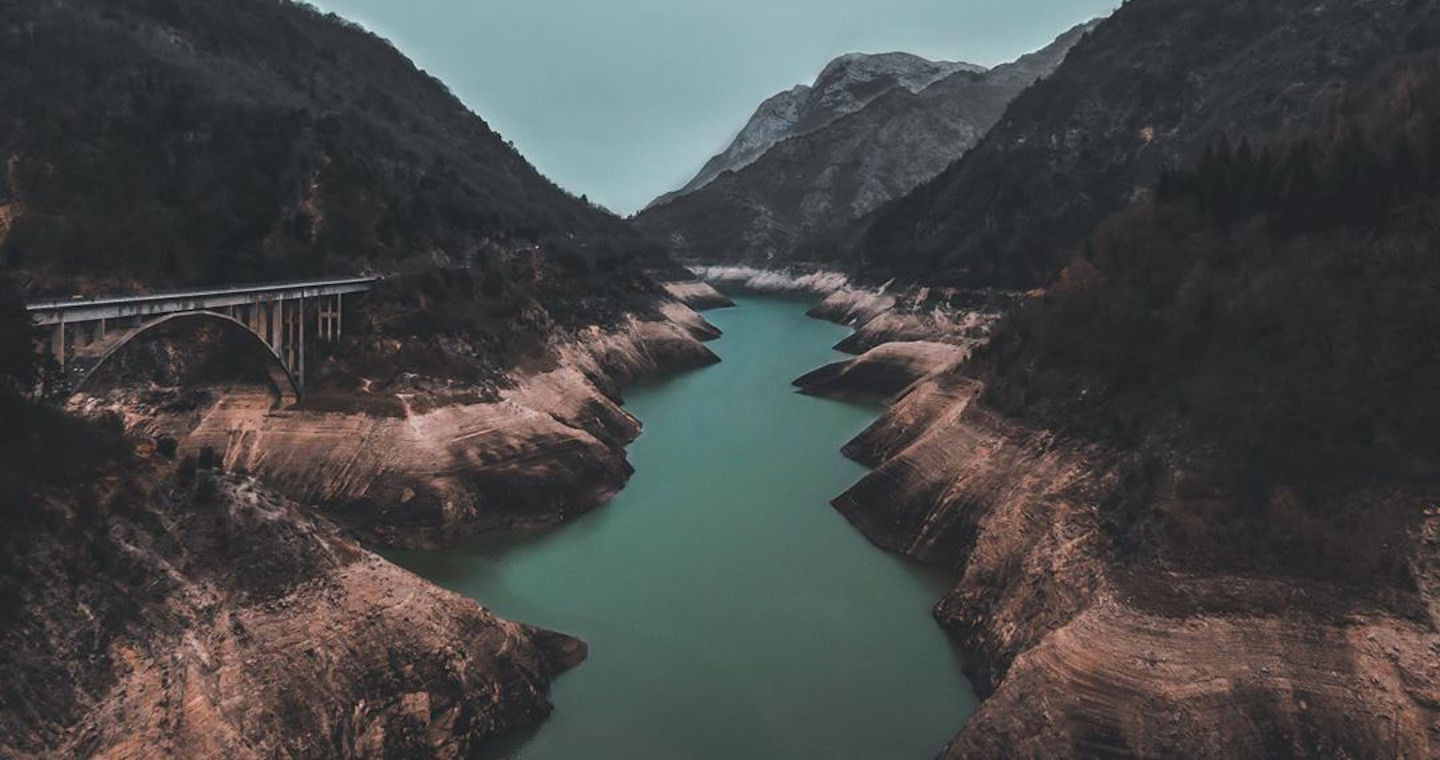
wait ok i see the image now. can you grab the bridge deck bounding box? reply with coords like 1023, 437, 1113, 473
26, 277, 377, 325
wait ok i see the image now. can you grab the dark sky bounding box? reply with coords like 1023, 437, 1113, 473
311, 0, 1115, 214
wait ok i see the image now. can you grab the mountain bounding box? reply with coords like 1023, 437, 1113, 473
0, 1, 727, 754
856, 0, 1440, 287
0, 0, 657, 294
635, 22, 1095, 265
807, 0, 1440, 755
647, 52, 985, 209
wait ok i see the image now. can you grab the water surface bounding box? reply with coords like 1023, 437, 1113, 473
387, 296, 977, 758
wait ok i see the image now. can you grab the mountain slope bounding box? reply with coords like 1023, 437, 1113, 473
648, 52, 984, 208
857, 0, 1440, 287
0, 0, 653, 292
635, 23, 1094, 265
811, 1, 1440, 755
0, 3, 719, 752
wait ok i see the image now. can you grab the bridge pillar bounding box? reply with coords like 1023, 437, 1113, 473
49, 321, 65, 370
297, 294, 306, 392
274, 298, 285, 358
261, 302, 274, 349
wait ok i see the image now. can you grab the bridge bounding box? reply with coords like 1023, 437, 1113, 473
27, 277, 377, 403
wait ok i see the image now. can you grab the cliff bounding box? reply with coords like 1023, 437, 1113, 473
648, 52, 985, 208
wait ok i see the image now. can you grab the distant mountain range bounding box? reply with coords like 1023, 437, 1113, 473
647, 53, 985, 210
635, 22, 1097, 265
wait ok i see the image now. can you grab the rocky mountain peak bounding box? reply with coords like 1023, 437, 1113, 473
647, 50, 984, 209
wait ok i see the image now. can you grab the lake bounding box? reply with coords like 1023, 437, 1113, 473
386, 295, 977, 759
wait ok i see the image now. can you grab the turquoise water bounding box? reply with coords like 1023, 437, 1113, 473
386, 296, 977, 759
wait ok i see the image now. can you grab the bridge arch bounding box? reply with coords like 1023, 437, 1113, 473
74, 311, 299, 405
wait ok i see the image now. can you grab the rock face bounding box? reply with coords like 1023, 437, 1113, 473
793, 341, 968, 402
76, 303, 721, 548
648, 53, 985, 208
635, 23, 1094, 265
0, 447, 582, 758
659, 279, 735, 311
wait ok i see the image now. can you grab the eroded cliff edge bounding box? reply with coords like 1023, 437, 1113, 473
780, 274, 1440, 757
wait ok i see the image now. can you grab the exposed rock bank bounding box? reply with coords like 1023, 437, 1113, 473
76, 303, 721, 548
793, 284, 1440, 758
659, 279, 735, 311
793, 341, 968, 402
694, 265, 1006, 354
0, 448, 582, 758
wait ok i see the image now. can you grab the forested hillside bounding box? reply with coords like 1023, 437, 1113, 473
971, 41, 1440, 579
856, 0, 1440, 288
0, 0, 658, 295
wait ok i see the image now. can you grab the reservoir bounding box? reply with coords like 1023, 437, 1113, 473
387, 296, 978, 758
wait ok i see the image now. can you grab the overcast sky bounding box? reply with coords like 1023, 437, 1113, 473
310, 0, 1115, 215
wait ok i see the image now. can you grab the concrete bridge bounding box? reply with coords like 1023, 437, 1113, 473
27, 277, 376, 402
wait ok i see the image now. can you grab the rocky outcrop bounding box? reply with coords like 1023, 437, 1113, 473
830, 293, 1004, 354
75, 303, 721, 548
793, 341, 968, 402
0, 461, 582, 758
659, 279, 735, 311
823, 350, 1440, 757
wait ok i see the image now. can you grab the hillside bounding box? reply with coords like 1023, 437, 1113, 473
856, 0, 1440, 287
0, 0, 657, 295
807, 2, 1440, 754
636, 22, 1093, 266
974, 41, 1440, 579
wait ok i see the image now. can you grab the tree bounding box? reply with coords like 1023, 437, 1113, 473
0, 279, 36, 396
